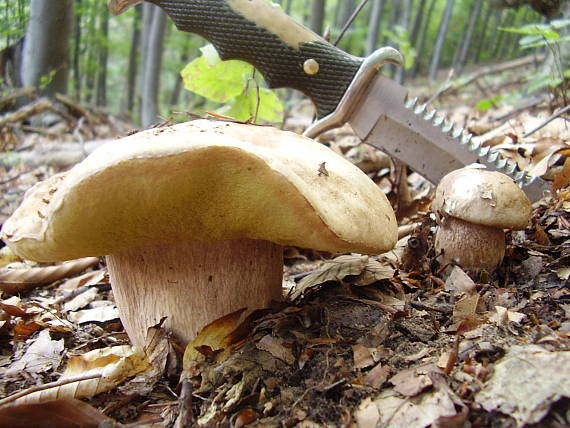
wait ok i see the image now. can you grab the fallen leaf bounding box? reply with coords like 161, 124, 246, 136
555, 267, 570, 281
453, 293, 480, 324
62, 287, 99, 312
368, 386, 457, 427
445, 266, 476, 293
352, 344, 375, 369
0, 257, 99, 294
489, 306, 526, 326
13, 345, 148, 404
353, 259, 395, 286
183, 308, 248, 369
476, 345, 570, 426
57, 269, 107, 292
291, 255, 369, 299
256, 334, 295, 365
67, 305, 118, 324
389, 364, 441, 397
0, 399, 112, 428
553, 157, 570, 190
5, 329, 64, 376
364, 363, 390, 389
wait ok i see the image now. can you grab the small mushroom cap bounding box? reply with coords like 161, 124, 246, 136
2, 120, 397, 261
431, 166, 531, 229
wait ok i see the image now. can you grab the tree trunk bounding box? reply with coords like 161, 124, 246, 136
169, 44, 191, 107
125, 4, 142, 115
96, 7, 109, 107
309, 0, 326, 35
410, 0, 436, 78
474, 2, 493, 63
365, 0, 386, 55
409, 0, 427, 46
455, 0, 483, 75
395, 0, 413, 83
140, 5, 167, 128
72, 0, 82, 100
21, 0, 74, 96
429, 0, 455, 83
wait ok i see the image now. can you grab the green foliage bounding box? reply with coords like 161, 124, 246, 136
383, 26, 417, 69
500, 19, 570, 49
475, 94, 505, 112
181, 44, 283, 123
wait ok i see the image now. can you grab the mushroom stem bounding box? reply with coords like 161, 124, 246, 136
435, 217, 505, 272
106, 239, 283, 347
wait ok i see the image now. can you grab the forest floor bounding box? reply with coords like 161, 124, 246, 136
0, 62, 569, 428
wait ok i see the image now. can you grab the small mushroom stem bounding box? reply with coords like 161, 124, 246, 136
435, 217, 505, 272
106, 239, 283, 347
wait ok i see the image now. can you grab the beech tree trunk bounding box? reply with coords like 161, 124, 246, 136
96, 7, 109, 107
125, 4, 142, 114
140, 5, 167, 128
21, 0, 74, 96
455, 0, 483, 75
309, 0, 326, 35
365, 0, 386, 55
429, 0, 455, 83
410, 0, 437, 78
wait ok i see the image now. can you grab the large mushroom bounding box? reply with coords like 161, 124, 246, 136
1, 120, 397, 347
431, 166, 532, 272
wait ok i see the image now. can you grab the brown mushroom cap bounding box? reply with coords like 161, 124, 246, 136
431, 166, 531, 229
2, 120, 397, 261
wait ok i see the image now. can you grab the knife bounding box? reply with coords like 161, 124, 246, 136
109, 0, 550, 201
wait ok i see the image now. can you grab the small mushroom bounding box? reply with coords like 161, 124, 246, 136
431, 166, 531, 272
1, 120, 397, 347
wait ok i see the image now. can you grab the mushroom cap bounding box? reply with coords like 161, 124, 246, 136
431, 166, 531, 229
1, 120, 397, 261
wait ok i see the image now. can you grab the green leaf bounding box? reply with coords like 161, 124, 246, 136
181, 55, 254, 103
218, 87, 283, 123
475, 95, 505, 112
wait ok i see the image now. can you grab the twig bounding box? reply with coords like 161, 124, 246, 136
333, 0, 370, 46
174, 379, 193, 428
0, 373, 102, 407
523, 103, 570, 138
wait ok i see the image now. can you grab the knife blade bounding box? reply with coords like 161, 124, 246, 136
109, 0, 550, 200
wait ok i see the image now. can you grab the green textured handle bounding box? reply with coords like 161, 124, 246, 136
147, 0, 363, 118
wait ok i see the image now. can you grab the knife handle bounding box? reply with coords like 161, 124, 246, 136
147, 0, 363, 118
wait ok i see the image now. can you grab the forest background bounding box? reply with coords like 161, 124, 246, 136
0, 0, 568, 129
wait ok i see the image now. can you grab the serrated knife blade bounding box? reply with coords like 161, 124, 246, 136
347, 75, 550, 201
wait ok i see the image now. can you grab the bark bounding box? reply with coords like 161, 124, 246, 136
96, 7, 110, 107
410, 0, 436, 78
429, 0, 455, 83
20, 0, 74, 96
474, 2, 493, 63
395, 0, 413, 83
309, 0, 326, 35
455, 0, 484, 75
126, 4, 143, 114
169, 43, 191, 107
140, 5, 167, 128
365, 0, 386, 55
72, 0, 82, 99
409, 0, 427, 46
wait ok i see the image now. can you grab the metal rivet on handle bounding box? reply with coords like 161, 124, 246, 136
303, 59, 320, 75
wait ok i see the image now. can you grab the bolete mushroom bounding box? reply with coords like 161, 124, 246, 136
431, 166, 532, 272
1, 120, 397, 347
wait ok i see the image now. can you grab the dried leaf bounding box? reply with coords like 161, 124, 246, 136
445, 266, 476, 293
453, 293, 480, 324
5, 329, 64, 376
57, 269, 107, 292
390, 365, 434, 397
476, 345, 570, 426
256, 334, 295, 365
183, 308, 248, 369
0, 257, 99, 294
489, 306, 526, 326
291, 255, 369, 300
14, 345, 148, 404
353, 259, 395, 286
366, 386, 457, 427
352, 344, 375, 369
67, 305, 119, 324
553, 157, 570, 190
364, 363, 390, 389
0, 399, 112, 428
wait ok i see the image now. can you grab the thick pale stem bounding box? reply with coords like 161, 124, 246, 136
435, 217, 505, 272
106, 239, 283, 347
